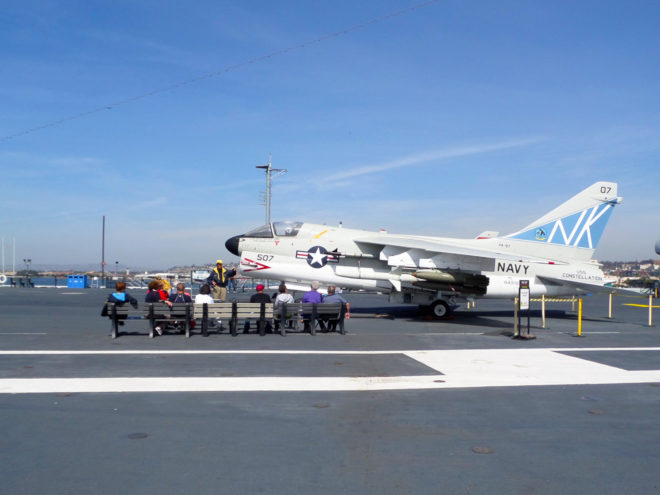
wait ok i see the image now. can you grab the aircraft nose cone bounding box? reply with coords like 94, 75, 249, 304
225, 235, 241, 256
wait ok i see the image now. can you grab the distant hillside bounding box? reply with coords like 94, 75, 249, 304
21, 263, 156, 273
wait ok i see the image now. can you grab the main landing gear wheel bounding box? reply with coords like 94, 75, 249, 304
430, 300, 451, 319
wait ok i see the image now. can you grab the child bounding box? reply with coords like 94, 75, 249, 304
101, 281, 138, 328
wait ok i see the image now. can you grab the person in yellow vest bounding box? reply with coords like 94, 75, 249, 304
206, 260, 237, 301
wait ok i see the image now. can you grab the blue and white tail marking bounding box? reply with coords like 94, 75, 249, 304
506, 181, 621, 251
508, 201, 617, 248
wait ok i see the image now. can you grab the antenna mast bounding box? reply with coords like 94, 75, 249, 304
256, 154, 287, 225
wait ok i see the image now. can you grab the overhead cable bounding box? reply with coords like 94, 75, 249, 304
1, 0, 440, 142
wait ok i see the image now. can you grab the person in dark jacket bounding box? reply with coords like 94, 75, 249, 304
206, 260, 237, 302
101, 281, 138, 329
168, 283, 192, 303
168, 283, 194, 331
146, 281, 173, 306
145, 280, 172, 335
244, 284, 271, 333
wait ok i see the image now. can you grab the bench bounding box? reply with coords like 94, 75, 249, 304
104, 301, 346, 338
193, 303, 233, 336
192, 302, 274, 336
274, 302, 347, 336
235, 302, 274, 336
193, 302, 273, 337
105, 302, 192, 338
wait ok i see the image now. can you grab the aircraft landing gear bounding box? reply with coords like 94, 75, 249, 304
420, 300, 452, 319
431, 300, 451, 318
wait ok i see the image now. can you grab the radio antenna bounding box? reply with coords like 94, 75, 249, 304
256, 154, 287, 225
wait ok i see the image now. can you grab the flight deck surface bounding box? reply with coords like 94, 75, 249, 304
1, 288, 659, 494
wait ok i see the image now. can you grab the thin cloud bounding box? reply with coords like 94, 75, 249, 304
135, 197, 168, 210
329, 137, 547, 181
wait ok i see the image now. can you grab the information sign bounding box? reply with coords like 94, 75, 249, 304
519, 280, 530, 311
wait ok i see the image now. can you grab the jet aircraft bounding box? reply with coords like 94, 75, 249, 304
225, 181, 629, 317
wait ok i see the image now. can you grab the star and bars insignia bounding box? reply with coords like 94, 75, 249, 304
296, 246, 339, 269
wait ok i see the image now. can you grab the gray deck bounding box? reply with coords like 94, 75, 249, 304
1, 288, 658, 494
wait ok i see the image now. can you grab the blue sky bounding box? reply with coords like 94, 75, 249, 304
1, 0, 658, 270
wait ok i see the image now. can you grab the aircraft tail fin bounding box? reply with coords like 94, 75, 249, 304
505, 181, 621, 260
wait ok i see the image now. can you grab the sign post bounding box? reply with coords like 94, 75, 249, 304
513, 280, 535, 340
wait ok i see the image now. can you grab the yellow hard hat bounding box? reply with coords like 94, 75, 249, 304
216, 259, 223, 264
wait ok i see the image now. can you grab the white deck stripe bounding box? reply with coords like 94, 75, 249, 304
1, 348, 659, 393
0, 376, 444, 394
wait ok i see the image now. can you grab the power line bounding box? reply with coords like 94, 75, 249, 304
0, 0, 440, 143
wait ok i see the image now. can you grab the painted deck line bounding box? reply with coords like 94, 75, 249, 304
0, 348, 659, 393
0, 376, 446, 394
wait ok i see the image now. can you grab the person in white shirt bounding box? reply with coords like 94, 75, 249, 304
274, 284, 295, 331
194, 283, 215, 304
195, 283, 219, 329
274, 284, 295, 308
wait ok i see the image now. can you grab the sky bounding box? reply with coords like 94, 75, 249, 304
1, 0, 659, 271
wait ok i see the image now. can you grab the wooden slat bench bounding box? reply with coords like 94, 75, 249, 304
274, 302, 347, 336
105, 302, 193, 338
192, 302, 274, 336
192, 303, 234, 336
104, 301, 346, 338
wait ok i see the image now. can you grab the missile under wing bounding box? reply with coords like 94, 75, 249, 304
226, 181, 636, 318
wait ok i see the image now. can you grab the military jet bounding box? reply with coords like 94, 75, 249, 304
225, 181, 627, 317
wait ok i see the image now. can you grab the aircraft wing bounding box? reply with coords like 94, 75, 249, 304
537, 275, 650, 297
354, 235, 550, 263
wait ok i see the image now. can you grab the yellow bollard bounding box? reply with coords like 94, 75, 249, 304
577, 297, 583, 337
608, 292, 613, 319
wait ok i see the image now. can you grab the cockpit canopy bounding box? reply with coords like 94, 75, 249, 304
242, 221, 303, 238
243, 224, 273, 238
273, 221, 302, 237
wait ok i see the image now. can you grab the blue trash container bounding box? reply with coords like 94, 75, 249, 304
67, 275, 88, 288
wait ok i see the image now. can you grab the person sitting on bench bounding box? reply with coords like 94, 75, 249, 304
322, 285, 350, 332
244, 284, 271, 333
168, 283, 194, 331
274, 283, 295, 331
100, 281, 138, 326
302, 281, 325, 332
145, 280, 172, 335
